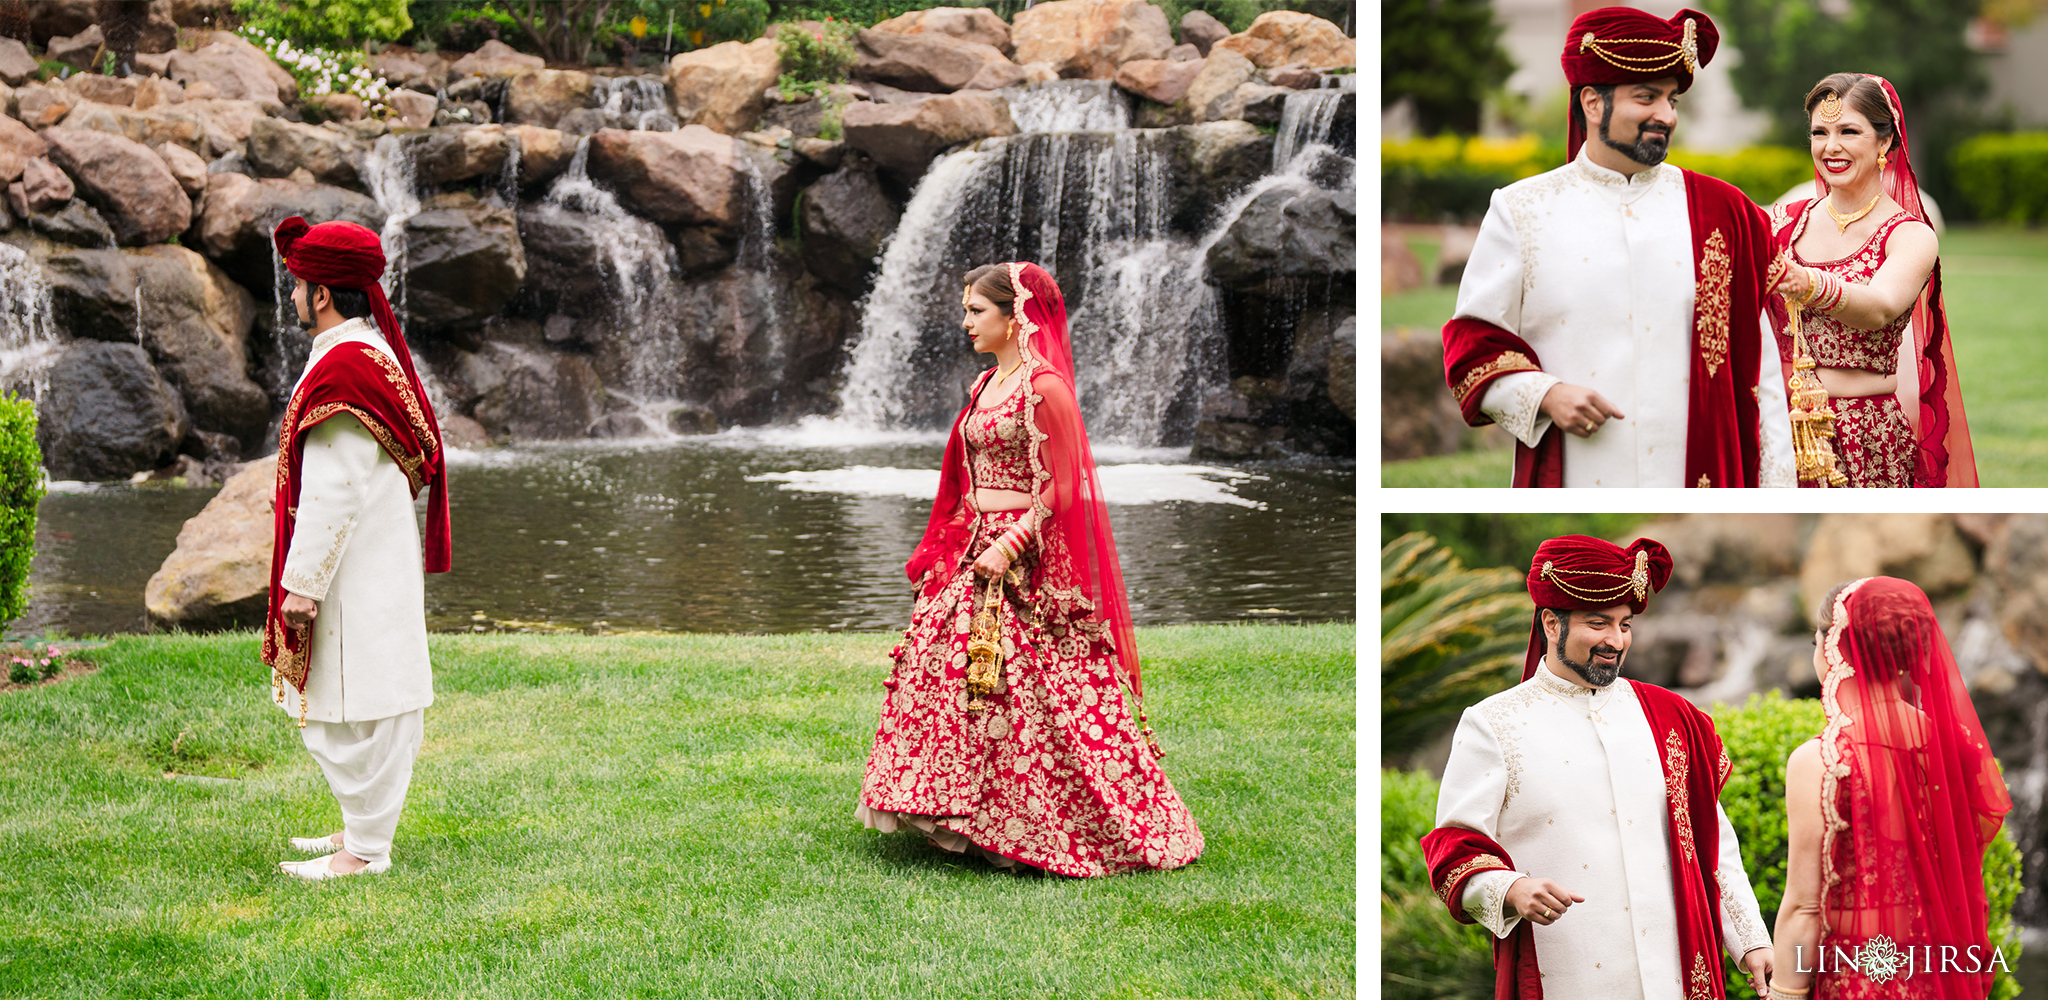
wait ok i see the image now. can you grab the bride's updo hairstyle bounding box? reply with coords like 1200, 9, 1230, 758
1803, 73, 1900, 155
962, 264, 1015, 315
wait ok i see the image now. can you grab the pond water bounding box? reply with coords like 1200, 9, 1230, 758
19, 428, 1355, 637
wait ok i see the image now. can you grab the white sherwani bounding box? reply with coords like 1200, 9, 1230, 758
1456, 153, 1796, 487
274, 316, 433, 724
1436, 664, 1773, 999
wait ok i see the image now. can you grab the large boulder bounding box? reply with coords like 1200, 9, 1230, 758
0, 38, 37, 87
247, 117, 366, 189
448, 40, 545, 80
636, 267, 855, 423
167, 40, 287, 109
1168, 119, 1271, 230
1800, 514, 1977, 620
23, 199, 117, 247
20, 156, 76, 211
399, 192, 526, 334
14, 84, 77, 129
406, 125, 512, 186
851, 29, 1026, 93
1184, 47, 1255, 121
872, 7, 1012, 54
664, 37, 780, 135
385, 89, 438, 129
1205, 183, 1354, 293
46, 25, 105, 72
841, 91, 1016, 181
1988, 515, 2048, 677
799, 162, 901, 294
156, 141, 209, 195
370, 51, 449, 92
40, 244, 268, 445
1213, 10, 1356, 69
58, 100, 209, 154
457, 341, 606, 440
503, 69, 596, 129
143, 454, 278, 631
131, 77, 189, 112
67, 74, 141, 108
191, 172, 385, 288
0, 114, 46, 184
1114, 57, 1203, 106
40, 126, 192, 245
506, 124, 575, 190
1012, 0, 1173, 80
35, 340, 190, 481
180, 97, 268, 158
586, 125, 737, 228
1179, 10, 1229, 56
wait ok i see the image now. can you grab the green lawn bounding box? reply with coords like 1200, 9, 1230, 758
1380, 223, 2048, 488
0, 627, 1354, 998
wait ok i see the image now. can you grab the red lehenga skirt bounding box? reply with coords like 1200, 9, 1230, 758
856, 509, 1204, 877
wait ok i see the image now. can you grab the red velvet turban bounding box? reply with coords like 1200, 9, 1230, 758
1521, 535, 1673, 679
273, 217, 385, 288
1562, 7, 1718, 93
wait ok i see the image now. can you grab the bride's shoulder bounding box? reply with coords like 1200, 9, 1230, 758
1786, 735, 1824, 773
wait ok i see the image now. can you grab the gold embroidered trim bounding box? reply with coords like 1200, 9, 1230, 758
1698, 473, 1712, 488
1817, 577, 1871, 940
1479, 685, 1543, 809
360, 347, 439, 454
1453, 351, 1540, 407
301, 403, 427, 494
1697, 228, 1732, 377
1666, 727, 1696, 865
1688, 952, 1714, 1000
1436, 854, 1508, 904
1721, 876, 1770, 955
1716, 743, 1732, 789
1537, 548, 1650, 603
1580, 18, 1699, 75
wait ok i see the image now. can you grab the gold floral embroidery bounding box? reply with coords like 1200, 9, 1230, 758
1790, 208, 1916, 374
1716, 743, 1732, 788
1688, 953, 1714, 1000
1453, 351, 1540, 407
1479, 684, 1544, 809
1721, 874, 1770, 954
1817, 578, 1872, 939
1665, 727, 1696, 864
279, 510, 356, 599
360, 347, 439, 453
1435, 853, 1507, 904
1696, 228, 1732, 377
301, 403, 428, 493
1818, 395, 1914, 488
1697, 474, 1712, 488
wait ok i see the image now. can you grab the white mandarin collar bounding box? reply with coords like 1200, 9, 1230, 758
1571, 151, 1670, 197
309, 316, 380, 356
1535, 662, 1604, 699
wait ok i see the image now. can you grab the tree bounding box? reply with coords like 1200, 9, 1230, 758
1156, 1, 1354, 36
1381, 532, 1529, 762
1383, 0, 1514, 136
94, 0, 153, 76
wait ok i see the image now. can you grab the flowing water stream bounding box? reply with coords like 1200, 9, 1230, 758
0, 241, 57, 398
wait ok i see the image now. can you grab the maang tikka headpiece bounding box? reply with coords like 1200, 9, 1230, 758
1817, 91, 1844, 123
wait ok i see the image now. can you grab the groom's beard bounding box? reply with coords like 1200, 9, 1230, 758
1558, 641, 1626, 688
1600, 100, 1671, 167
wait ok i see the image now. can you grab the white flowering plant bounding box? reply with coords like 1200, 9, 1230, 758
239, 27, 397, 115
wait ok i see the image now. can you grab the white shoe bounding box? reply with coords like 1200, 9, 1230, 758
289, 834, 343, 854
278, 853, 390, 880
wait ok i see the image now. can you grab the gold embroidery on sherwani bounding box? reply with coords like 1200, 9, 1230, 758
300, 402, 427, 493
1696, 228, 1732, 377
1665, 727, 1696, 864
1453, 351, 1541, 407
361, 347, 439, 452
1688, 953, 1714, 1000
1435, 854, 1507, 904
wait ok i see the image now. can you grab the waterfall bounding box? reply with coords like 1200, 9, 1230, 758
364, 134, 422, 322
1274, 90, 1346, 170
596, 75, 677, 131
0, 242, 57, 399
1004, 80, 1131, 132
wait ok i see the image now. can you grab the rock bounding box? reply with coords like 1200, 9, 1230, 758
1634, 513, 1806, 590
585, 412, 650, 439
1213, 10, 1356, 70
670, 226, 734, 276
15, 84, 76, 129
46, 25, 105, 72
1268, 63, 1320, 90
503, 68, 595, 128
857, 81, 934, 105
385, 88, 437, 129
406, 125, 511, 186
1988, 515, 2048, 676
586, 125, 737, 228
1379, 329, 1463, 461
1179, 9, 1230, 56
131, 76, 187, 112
658, 267, 854, 423
1190, 418, 1287, 460
370, 52, 448, 92
134, 51, 171, 77
306, 92, 365, 123
35, 340, 190, 481
1114, 58, 1202, 105
155, 141, 207, 194
1801, 514, 1978, 620
0, 114, 46, 184
183, 81, 222, 101
1168, 43, 1202, 62
1012, 0, 1173, 80
167, 40, 288, 109
1328, 315, 1354, 419
664, 37, 781, 135
552, 108, 608, 136
435, 98, 492, 127
667, 405, 718, 435
1229, 83, 1293, 125
794, 137, 845, 169
191, 172, 385, 289
1020, 61, 1060, 84
0, 38, 36, 87
1170, 119, 1272, 225
505, 124, 574, 189
143, 454, 277, 631
400, 192, 525, 334
1382, 228, 1423, 295
0, 188, 11, 231
58, 100, 208, 154
1205, 183, 1355, 293
21, 156, 75, 211
246, 117, 365, 189
41, 125, 193, 245
841, 91, 1016, 181
28, 199, 117, 246
68, 74, 140, 107
180, 97, 267, 157
283, 166, 315, 186
872, 7, 1013, 54
439, 413, 489, 448
448, 40, 545, 79
852, 29, 1025, 94
1185, 48, 1255, 121
459, 341, 606, 440
40, 244, 268, 444
799, 163, 900, 293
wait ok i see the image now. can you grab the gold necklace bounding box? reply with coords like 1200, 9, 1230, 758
1826, 190, 1882, 233
995, 357, 1024, 381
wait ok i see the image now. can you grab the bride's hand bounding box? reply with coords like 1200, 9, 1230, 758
1773, 264, 1812, 300
972, 546, 1012, 580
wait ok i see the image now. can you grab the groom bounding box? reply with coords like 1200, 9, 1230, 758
1422, 535, 1774, 999
1441, 6, 1795, 487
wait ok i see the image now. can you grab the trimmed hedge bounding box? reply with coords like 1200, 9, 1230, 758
1383, 692, 2024, 1000
0, 392, 40, 627
1953, 133, 2048, 224
1382, 138, 1813, 221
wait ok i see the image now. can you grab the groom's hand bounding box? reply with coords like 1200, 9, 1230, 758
1742, 947, 1773, 997
1505, 876, 1584, 926
1539, 384, 1625, 439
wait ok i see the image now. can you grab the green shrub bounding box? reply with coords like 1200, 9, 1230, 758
1383, 138, 1814, 221
234, 0, 412, 49
1666, 146, 1814, 205
0, 392, 40, 628
775, 17, 856, 92
1953, 132, 2048, 224
1381, 769, 1494, 1000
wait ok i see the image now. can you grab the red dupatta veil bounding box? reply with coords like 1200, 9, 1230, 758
1818, 578, 2010, 994
1802, 76, 1976, 487
904, 262, 1147, 705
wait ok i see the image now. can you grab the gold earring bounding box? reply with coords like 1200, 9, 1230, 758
1005, 318, 1015, 341
1878, 151, 1888, 171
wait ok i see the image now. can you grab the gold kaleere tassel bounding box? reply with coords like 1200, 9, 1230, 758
963, 576, 1003, 711
1784, 300, 1848, 488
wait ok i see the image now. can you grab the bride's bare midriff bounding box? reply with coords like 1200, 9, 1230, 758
974, 488, 1032, 512
1815, 366, 1899, 398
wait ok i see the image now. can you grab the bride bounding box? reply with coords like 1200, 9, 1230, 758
1769, 73, 1976, 487
1768, 578, 2010, 999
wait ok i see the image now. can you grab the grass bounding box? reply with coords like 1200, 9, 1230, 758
1379, 222, 2048, 488
0, 626, 1354, 998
